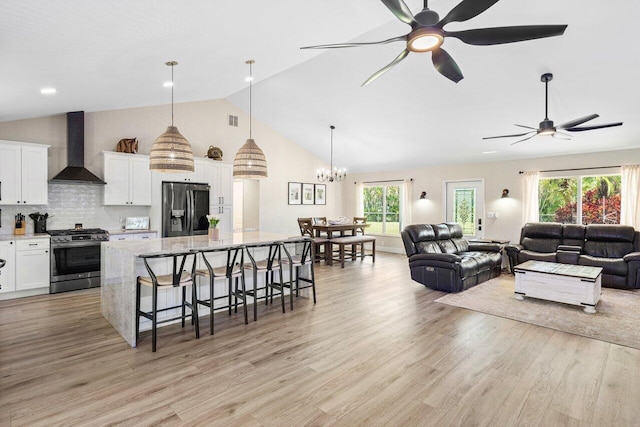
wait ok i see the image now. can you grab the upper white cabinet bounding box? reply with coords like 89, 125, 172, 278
103, 152, 152, 206
211, 163, 233, 206
0, 141, 49, 206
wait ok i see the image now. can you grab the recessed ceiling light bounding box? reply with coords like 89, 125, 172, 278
245, 76, 254, 82
40, 88, 56, 95
482, 151, 498, 154
163, 81, 173, 87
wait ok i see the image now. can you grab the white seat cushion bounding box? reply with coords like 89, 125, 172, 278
139, 271, 192, 287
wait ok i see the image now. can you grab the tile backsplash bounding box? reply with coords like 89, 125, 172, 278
0, 184, 149, 235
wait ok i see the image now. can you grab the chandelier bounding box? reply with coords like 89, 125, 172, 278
317, 125, 346, 183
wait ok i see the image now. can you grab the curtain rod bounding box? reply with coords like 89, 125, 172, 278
357, 178, 413, 184
519, 165, 621, 174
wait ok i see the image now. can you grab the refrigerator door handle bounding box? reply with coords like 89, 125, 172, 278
186, 190, 193, 234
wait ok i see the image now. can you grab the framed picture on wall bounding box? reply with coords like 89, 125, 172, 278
314, 184, 326, 205
288, 182, 302, 205
302, 183, 315, 205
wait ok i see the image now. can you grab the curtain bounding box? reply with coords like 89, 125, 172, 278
522, 171, 540, 223
621, 165, 640, 228
401, 179, 413, 230
355, 182, 364, 217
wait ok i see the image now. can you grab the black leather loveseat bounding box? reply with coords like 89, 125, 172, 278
401, 223, 503, 293
506, 222, 640, 289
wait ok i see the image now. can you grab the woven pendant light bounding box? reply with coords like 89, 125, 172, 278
150, 61, 194, 173
233, 60, 268, 179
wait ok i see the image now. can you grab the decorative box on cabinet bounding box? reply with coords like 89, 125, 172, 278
103, 152, 152, 206
0, 140, 49, 205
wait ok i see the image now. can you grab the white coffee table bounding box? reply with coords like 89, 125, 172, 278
514, 260, 602, 314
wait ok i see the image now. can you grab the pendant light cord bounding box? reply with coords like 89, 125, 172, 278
248, 60, 253, 139
171, 63, 174, 127
330, 125, 335, 171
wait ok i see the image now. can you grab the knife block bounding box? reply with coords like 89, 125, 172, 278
14, 222, 25, 235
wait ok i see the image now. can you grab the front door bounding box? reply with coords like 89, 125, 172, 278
445, 180, 485, 239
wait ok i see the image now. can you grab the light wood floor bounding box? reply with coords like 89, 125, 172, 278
1, 253, 639, 426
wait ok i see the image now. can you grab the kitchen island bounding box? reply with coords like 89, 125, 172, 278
101, 231, 299, 347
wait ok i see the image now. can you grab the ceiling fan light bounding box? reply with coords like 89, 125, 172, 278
539, 128, 555, 136
407, 30, 443, 52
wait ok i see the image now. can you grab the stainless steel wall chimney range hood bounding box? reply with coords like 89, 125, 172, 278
49, 111, 106, 185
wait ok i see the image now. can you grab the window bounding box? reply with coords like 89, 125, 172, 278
538, 174, 621, 224
363, 184, 402, 235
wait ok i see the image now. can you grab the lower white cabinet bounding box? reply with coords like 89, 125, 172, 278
0, 241, 16, 293
15, 238, 49, 290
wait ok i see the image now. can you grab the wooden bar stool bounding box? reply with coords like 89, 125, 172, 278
281, 237, 316, 310
136, 251, 199, 352
194, 245, 247, 335
243, 241, 285, 320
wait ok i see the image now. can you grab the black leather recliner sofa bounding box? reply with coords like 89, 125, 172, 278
401, 223, 503, 293
506, 222, 640, 289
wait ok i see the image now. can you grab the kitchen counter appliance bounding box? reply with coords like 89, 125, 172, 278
162, 181, 210, 237
48, 228, 109, 293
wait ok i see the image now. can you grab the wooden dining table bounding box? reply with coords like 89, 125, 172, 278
311, 223, 369, 239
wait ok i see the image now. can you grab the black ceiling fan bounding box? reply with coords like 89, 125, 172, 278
301, 0, 567, 86
484, 73, 624, 145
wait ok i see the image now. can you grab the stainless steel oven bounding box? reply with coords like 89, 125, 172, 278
48, 228, 109, 293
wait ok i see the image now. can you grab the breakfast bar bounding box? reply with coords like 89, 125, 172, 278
101, 231, 296, 347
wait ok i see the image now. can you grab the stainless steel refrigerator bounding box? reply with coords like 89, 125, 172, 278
161, 181, 210, 237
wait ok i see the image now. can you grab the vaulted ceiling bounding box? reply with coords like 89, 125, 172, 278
3, 0, 640, 172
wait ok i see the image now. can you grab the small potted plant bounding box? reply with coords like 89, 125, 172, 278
206, 215, 220, 240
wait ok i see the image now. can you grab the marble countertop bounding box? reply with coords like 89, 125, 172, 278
0, 233, 50, 242
107, 229, 158, 235
104, 231, 306, 256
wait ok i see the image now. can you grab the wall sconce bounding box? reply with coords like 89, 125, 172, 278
419, 191, 427, 199
501, 188, 509, 198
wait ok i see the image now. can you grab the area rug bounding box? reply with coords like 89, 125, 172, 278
435, 275, 640, 350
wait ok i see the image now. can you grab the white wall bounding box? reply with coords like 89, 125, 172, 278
0, 98, 342, 236
342, 148, 640, 253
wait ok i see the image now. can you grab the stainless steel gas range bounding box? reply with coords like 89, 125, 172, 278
48, 228, 109, 293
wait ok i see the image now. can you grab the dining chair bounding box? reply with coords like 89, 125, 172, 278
194, 245, 247, 335
297, 217, 329, 263
353, 217, 367, 235
136, 250, 199, 352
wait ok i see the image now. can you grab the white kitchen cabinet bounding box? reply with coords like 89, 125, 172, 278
133, 232, 157, 241
210, 205, 233, 233
211, 162, 233, 206
15, 238, 49, 290
0, 141, 49, 206
110, 231, 157, 242
103, 152, 152, 206
0, 241, 16, 294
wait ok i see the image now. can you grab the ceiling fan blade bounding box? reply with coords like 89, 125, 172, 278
566, 122, 623, 132
301, 35, 407, 50
514, 124, 537, 130
438, 0, 500, 27
511, 133, 538, 145
557, 114, 599, 129
446, 25, 567, 45
431, 48, 464, 83
362, 49, 410, 87
380, 0, 417, 26
483, 131, 535, 140
552, 131, 572, 140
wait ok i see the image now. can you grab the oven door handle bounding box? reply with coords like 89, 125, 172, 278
52, 241, 105, 249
